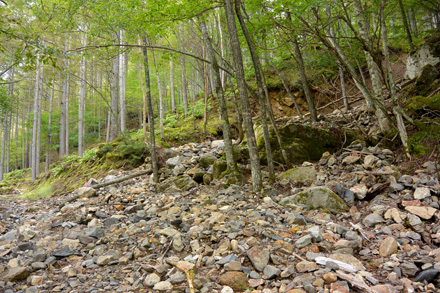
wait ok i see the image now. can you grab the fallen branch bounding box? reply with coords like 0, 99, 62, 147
336, 270, 379, 293
91, 169, 152, 189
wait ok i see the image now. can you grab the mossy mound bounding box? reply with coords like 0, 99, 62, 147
212, 160, 228, 179
96, 139, 150, 169
406, 94, 440, 112
280, 166, 317, 181
254, 122, 338, 165
292, 186, 348, 212
157, 175, 198, 193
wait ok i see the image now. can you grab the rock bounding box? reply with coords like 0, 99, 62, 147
53, 246, 75, 258
323, 272, 337, 283
362, 213, 385, 227
247, 247, 270, 272
295, 235, 312, 248
291, 186, 348, 212
166, 156, 185, 168
211, 140, 225, 149
172, 234, 184, 252
0, 229, 17, 241
4, 266, 30, 281
400, 262, 419, 277
279, 166, 317, 181
307, 226, 322, 242
296, 261, 320, 273
143, 273, 161, 287
370, 284, 398, 293
22, 228, 36, 241
405, 206, 437, 219
163, 148, 180, 160
221, 286, 234, 293
199, 153, 217, 168
153, 281, 173, 291
350, 184, 368, 200
77, 187, 97, 198
97, 254, 116, 266
363, 155, 379, 169
212, 160, 228, 179
30, 275, 44, 286
413, 269, 438, 283
263, 265, 281, 279
157, 175, 198, 193
224, 261, 242, 271
405, 43, 440, 79
88, 226, 105, 239
379, 237, 399, 256
328, 254, 365, 271
218, 272, 248, 291
342, 155, 360, 165
413, 187, 431, 200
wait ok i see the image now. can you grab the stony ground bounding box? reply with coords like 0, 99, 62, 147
1, 116, 440, 293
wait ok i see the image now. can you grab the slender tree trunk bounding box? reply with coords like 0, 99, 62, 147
151, 48, 165, 140
170, 57, 176, 111
181, 54, 188, 117
36, 60, 43, 176
0, 114, 8, 181
380, 0, 410, 157
202, 43, 209, 133
78, 31, 87, 156
216, 8, 226, 89
110, 56, 119, 141
200, 20, 236, 170
409, 9, 418, 37
137, 38, 148, 140
31, 55, 42, 181
45, 76, 54, 172
105, 109, 111, 142
292, 40, 317, 122
21, 106, 26, 169
235, 0, 275, 181
142, 36, 159, 183
398, 0, 415, 50
353, 0, 391, 133
274, 66, 302, 116
119, 30, 127, 133
224, 0, 262, 191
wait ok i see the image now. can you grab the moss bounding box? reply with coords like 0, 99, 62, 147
212, 160, 228, 179
406, 95, 440, 112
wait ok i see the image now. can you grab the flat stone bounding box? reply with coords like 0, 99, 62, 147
342, 155, 360, 165
53, 246, 75, 258
400, 262, 419, 277
363, 155, 379, 169
77, 187, 97, 198
350, 184, 368, 200
263, 265, 280, 279
224, 261, 242, 271
371, 284, 399, 293
362, 213, 384, 227
4, 266, 30, 281
153, 281, 173, 291
295, 235, 312, 248
292, 187, 348, 212
143, 273, 161, 287
414, 187, 431, 199
218, 272, 247, 291
307, 226, 322, 242
413, 269, 438, 283
247, 247, 269, 272
97, 255, 116, 266
405, 206, 437, 219
328, 254, 365, 271
296, 260, 320, 273
379, 237, 399, 256
280, 166, 317, 181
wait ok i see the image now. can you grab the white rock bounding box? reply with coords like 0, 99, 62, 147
413, 187, 431, 200
221, 286, 234, 293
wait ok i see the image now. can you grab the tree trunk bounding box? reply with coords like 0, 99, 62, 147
380, 0, 410, 157
110, 55, 119, 141
216, 8, 226, 89
170, 57, 176, 111
137, 38, 148, 140
45, 76, 54, 172
224, 0, 262, 191
142, 36, 159, 183
181, 54, 188, 117
31, 55, 42, 181
202, 42, 209, 133
274, 66, 302, 116
292, 39, 317, 122
353, 0, 391, 133
200, 20, 236, 171
398, 0, 415, 50
151, 48, 165, 140
235, 0, 275, 181
78, 30, 87, 156
0, 113, 8, 181
119, 30, 127, 133
409, 9, 418, 37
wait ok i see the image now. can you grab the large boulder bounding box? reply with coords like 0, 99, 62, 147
291, 186, 348, 212
212, 160, 228, 179
254, 122, 338, 165
198, 153, 217, 168
406, 39, 440, 80
280, 166, 317, 181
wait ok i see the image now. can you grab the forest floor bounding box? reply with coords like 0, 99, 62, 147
0, 105, 440, 293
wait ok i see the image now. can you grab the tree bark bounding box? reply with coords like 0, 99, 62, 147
292, 39, 317, 122
181, 53, 188, 117
200, 20, 236, 171
110, 55, 119, 141
119, 30, 127, 133
235, 0, 275, 181
31, 55, 42, 181
45, 75, 54, 172
224, 0, 262, 191
151, 48, 165, 140
170, 57, 176, 111
142, 36, 159, 183
78, 30, 87, 156
398, 0, 415, 50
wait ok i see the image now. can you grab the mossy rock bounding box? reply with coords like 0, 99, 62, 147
212, 160, 228, 179
406, 95, 440, 112
199, 153, 217, 168
193, 171, 206, 184
292, 186, 348, 212
413, 64, 440, 95
255, 122, 339, 165
157, 175, 198, 193
280, 166, 317, 181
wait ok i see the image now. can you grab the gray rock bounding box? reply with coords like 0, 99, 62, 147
88, 227, 105, 239
199, 153, 217, 168
53, 246, 75, 258
362, 213, 385, 227
153, 281, 173, 291
414, 187, 431, 199
307, 226, 322, 242
414, 269, 438, 283
291, 187, 348, 212
4, 266, 30, 281
400, 262, 420, 277
169, 271, 186, 284
77, 187, 97, 198
247, 247, 270, 272
263, 265, 280, 279
144, 273, 161, 287
32, 252, 46, 262
279, 166, 317, 181
296, 235, 312, 248
0, 229, 17, 241
163, 148, 180, 160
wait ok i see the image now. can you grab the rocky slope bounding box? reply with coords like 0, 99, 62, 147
1, 112, 440, 293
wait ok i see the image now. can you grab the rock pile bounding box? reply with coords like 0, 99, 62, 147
0, 135, 439, 292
